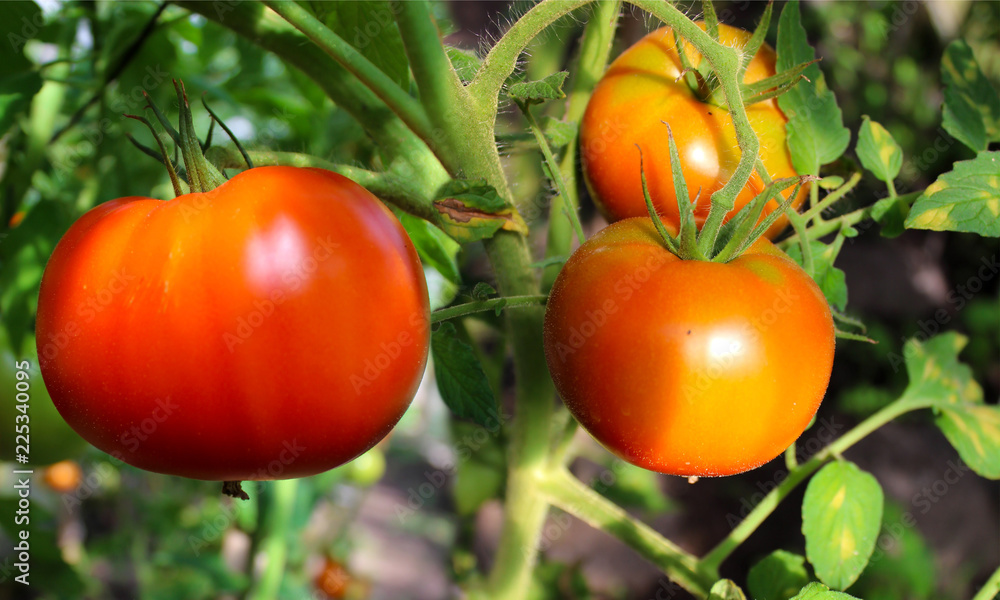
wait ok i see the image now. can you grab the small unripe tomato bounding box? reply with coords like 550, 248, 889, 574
581, 23, 807, 238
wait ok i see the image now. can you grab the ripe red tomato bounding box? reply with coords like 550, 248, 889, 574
36, 166, 429, 482
580, 23, 807, 238
543, 218, 834, 476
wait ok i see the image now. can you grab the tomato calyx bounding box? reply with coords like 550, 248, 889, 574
125, 79, 250, 197
637, 125, 814, 263
674, 7, 815, 110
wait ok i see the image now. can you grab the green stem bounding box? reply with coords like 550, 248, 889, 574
173, 0, 448, 199
247, 480, 298, 600
779, 190, 922, 248
800, 172, 862, 223
786, 208, 814, 276
538, 468, 715, 597
261, 1, 435, 152
548, 408, 580, 466
972, 564, 1000, 600
390, 0, 469, 174
208, 149, 439, 223
520, 103, 585, 245
431, 295, 548, 324
468, 0, 592, 104
701, 396, 936, 571
545, 0, 620, 289
482, 233, 555, 600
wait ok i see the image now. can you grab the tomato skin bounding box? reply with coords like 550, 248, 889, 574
36, 166, 429, 481
580, 24, 807, 238
543, 218, 834, 476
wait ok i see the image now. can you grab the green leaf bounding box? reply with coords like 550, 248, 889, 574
802, 460, 884, 590
898, 332, 983, 409
395, 209, 462, 285
527, 559, 592, 600
856, 116, 902, 184
789, 582, 861, 600
941, 39, 1000, 153
452, 421, 506, 516
785, 240, 848, 311
432, 179, 528, 243
431, 322, 499, 427
776, 1, 851, 175
508, 71, 569, 105
471, 282, 497, 301
868, 194, 909, 238
747, 550, 811, 600
708, 579, 748, 600
316, 0, 410, 90
850, 501, 936, 600
905, 151, 1000, 237
446, 45, 481, 84
0, 1, 43, 134
543, 117, 577, 149
0, 200, 75, 350
936, 404, 1000, 479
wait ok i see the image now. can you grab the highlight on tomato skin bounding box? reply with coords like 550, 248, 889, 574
35, 166, 431, 483
543, 218, 835, 477
580, 23, 808, 239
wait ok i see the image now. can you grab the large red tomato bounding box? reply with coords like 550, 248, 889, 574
36, 166, 429, 482
580, 23, 807, 238
543, 218, 834, 476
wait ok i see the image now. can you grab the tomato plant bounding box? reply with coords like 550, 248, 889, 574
580, 22, 807, 238
35, 166, 430, 483
3, 1, 999, 599
544, 218, 835, 476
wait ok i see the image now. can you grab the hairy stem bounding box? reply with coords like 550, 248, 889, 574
261, 0, 434, 150
431, 295, 548, 324
538, 468, 715, 597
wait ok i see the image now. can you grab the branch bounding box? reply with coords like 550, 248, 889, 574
538, 468, 715, 598
261, 0, 436, 152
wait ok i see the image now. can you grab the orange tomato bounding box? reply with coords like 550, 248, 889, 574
43, 460, 83, 493
543, 218, 834, 476
580, 23, 807, 238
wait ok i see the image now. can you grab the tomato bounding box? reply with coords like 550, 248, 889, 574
580, 23, 807, 238
0, 330, 89, 466
36, 166, 430, 482
315, 557, 351, 599
43, 460, 83, 493
543, 218, 834, 476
